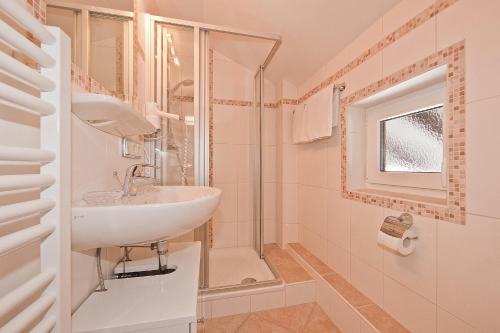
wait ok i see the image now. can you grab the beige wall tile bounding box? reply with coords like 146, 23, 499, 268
342, 53, 383, 97
301, 226, 328, 263
350, 202, 384, 269
326, 133, 341, 190
213, 182, 237, 223
282, 183, 298, 224
212, 222, 237, 248
382, 0, 436, 34
327, 190, 351, 251
437, 308, 480, 333
466, 96, 500, 219
437, 214, 500, 332
211, 295, 251, 318
285, 281, 316, 306
283, 223, 299, 245
382, 18, 436, 76
329, 288, 362, 333
237, 182, 251, 223
263, 145, 277, 183
383, 276, 437, 333
282, 145, 298, 183
350, 255, 383, 307
213, 143, 238, 183
437, 0, 500, 102
264, 182, 276, 220
250, 291, 285, 312
264, 218, 276, 244
263, 110, 277, 146
298, 185, 328, 237
327, 241, 350, 281
236, 144, 250, 183
382, 209, 437, 302
213, 105, 238, 144
297, 140, 328, 187
237, 222, 253, 247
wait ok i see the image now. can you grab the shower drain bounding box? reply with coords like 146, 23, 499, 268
241, 277, 257, 284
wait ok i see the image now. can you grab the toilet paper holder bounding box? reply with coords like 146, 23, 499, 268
381, 213, 418, 239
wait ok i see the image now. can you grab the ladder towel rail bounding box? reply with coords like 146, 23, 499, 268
30, 316, 57, 333
1, 294, 56, 333
0, 81, 56, 116
0, 20, 55, 68
0, 272, 55, 319
0, 2, 71, 331
0, 1, 55, 45
0, 224, 55, 256
0, 199, 55, 224
0, 146, 55, 164
0, 51, 55, 92
0, 174, 55, 192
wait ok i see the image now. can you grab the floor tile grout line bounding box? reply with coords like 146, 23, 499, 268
234, 313, 252, 333
301, 304, 318, 332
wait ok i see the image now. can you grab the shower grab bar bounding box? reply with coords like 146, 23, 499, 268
0, 1, 71, 331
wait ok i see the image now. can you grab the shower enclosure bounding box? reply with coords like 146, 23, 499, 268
149, 16, 281, 290
46, 1, 282, 292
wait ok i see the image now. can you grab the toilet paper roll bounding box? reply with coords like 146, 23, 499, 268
377, 229, 416, 256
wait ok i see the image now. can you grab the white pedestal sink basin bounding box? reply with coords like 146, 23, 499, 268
72, 186, 221, 251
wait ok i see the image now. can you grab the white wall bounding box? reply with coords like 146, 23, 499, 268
282, 0, 500, 332
70, 109, 139, 310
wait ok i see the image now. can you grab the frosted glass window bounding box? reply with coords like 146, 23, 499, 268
380, 105, 444, 173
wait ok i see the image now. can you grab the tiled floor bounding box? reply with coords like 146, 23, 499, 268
198, 303, 340, 333
264, 244, 313, 283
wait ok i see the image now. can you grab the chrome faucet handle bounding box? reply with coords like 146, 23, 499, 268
122, 164, 160, 197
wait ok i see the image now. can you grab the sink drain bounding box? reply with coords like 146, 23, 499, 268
241, 277, 257, 285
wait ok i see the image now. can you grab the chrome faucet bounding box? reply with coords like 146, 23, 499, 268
122, 163, 156, 197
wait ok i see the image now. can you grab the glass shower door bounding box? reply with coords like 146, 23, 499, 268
155, 23, 196, 187
252, 66, 264, 259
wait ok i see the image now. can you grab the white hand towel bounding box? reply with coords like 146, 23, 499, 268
305, 85, 334, 141
292, 85, 340, 144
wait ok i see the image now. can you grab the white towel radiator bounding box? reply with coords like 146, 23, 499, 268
0, 1, 71, 332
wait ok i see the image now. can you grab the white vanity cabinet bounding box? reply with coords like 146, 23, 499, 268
72, 242, 201, 333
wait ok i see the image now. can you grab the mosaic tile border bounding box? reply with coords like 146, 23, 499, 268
208, 48, 214, 247
26, 0, 46, 23
171, 97, 282, 109
71, 63, 114, 96
340, 41, 466, 224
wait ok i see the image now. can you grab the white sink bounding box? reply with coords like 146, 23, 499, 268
72, 186, 221, 251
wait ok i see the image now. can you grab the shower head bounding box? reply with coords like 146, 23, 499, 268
169, 79, 194, 94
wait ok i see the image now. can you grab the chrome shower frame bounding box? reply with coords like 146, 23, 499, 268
146, 15, 281, 290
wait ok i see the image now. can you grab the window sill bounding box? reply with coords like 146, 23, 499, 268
353, 188, 447, 206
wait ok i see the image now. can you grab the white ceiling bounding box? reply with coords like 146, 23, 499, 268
149, 0, 401, 86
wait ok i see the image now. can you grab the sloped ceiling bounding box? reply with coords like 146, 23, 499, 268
148, 0, 401, 85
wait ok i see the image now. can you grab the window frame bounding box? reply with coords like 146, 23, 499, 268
364, 82, 447, 192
